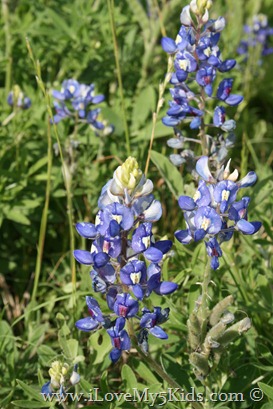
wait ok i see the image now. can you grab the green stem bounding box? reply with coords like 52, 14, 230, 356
127, 320, 203, 409
107, 0, 131, 157
199, 260, 211, 343
144, 56, 173, 175
2, 0, 12, 94
26, 39, 76, 304
31, 118, 52, 303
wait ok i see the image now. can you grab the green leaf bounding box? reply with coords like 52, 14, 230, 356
27, 157, 48, 177
16, 380, 44, 402
12, 400, 51, 408
45, 9, 76, 41
258, 382, 273, 400
133, 360, 160, 385
131, 86, 156, 130
37, 345, 57, 366
5, 209, 30, 225
150, 150, 184, 198
121, 364, 138, 390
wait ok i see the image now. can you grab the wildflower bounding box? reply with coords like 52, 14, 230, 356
161, 1, 242, 165
237, 14, 273, 60
74, 158, 177, 362
51, 78, 113, 135
175, 156, 262, 269
140, 307, 170, 339
107, 318, 131, 363
7, 85, 31, 110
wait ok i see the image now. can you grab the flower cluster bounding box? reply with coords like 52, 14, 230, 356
41, 362, 80, 398
237, 14, 273, 60
74, 157, 177, 362
52, 78, 113, 135
175, 156, 261, 270
161, 0, 242, 165
7, 85, 31, 110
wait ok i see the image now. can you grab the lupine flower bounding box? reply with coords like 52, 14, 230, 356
107, 318, 131, 363
7, 86, 31, 110
175, 156, 262, 270
75, 297, 104, 331
140, 307, 170, 339
237, 14, 273, 60
74, 158, 177, 362
41, 361, 80, 398
161, 0, 242, 166
51, 78, 113, 135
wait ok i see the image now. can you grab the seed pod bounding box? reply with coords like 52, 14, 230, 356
209, 295, 234, 326
190, 352, 210, 377
217, 317, 251, 346
187, 311, 202, 350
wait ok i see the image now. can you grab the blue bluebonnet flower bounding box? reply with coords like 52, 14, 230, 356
51, 78, 113, 135
161, 0, 242, 166
237, 14, 273, 60
107, 318, 131, 363
175, 156, 262, 270
41, 362, 80, 398
7, 86, 31, 110
74, 158, 177, 362
140, 307, 170, 339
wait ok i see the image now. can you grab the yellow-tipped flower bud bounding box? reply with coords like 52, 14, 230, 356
114, 157, 142, 191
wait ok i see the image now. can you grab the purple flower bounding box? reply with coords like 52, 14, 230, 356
196, 65, 216, 96
75, 296, 104, 332
113, 293, 139, 318
107, 317, 131, 363
216, 79, 243, 106
205, 238, 222, 270
120, 260, 147, 299
140, 307, 169, 339
193, 206, 222, 241
214, 180, 238, 213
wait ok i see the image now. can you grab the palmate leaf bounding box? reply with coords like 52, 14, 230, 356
150, 150, 184, 199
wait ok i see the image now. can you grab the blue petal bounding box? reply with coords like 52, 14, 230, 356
150, 326, 168, 339
210, 256, 220, 270
76, 222, 97, 239
175, 229, 192, 244
93, 252, 110, 268
110, 348, 121, 363
153, 240, 172, 254
74, 250, 93, 265
237, 171, 257, 188
154, 281, 178, 295
196, 156, 215, 182
144, 247, 163, 263
237, 219, 255, 234
178, 196, 196, 210
75, 317, 99, 331
92, 94, 105, 104
194, 229, 206, 241
190, 117, 201, 129
237, 220, 261, 234
161, 37, 177, 54
133, 284, 144, 299
225, 94, 243, 106
41, 381, 52, 395
162, 116, 180, 127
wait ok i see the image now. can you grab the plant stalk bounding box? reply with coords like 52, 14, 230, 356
107, 0, 131, 157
